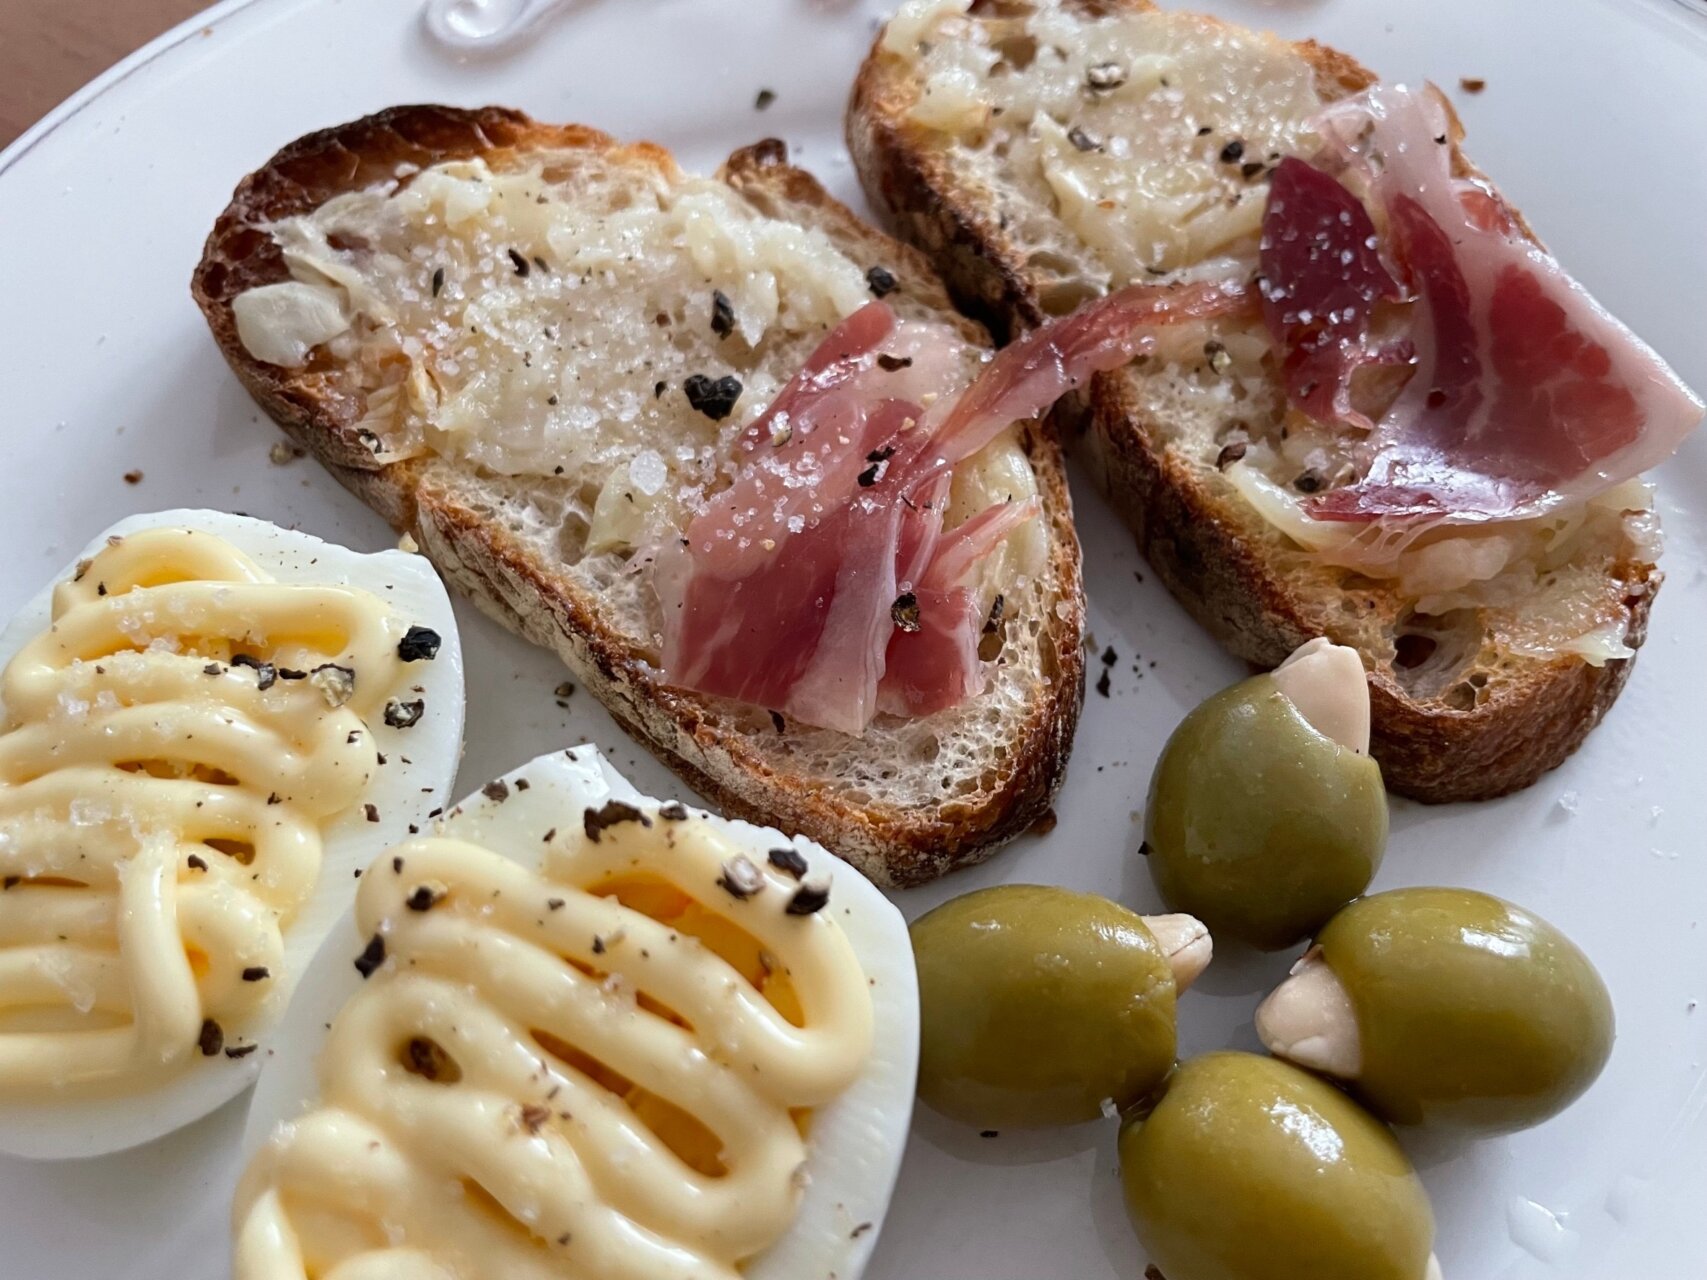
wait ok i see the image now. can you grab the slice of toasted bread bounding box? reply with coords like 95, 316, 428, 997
849, 0, 1660, 802
193, 105, 1084, 887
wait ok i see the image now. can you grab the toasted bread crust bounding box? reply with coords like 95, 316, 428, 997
193, 106, 1084, 886
848, 2, 1659, 801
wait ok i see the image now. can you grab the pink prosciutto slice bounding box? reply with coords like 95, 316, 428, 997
1259, 156, 1410, 432
1283, 84, 1702, 522
655, 281, 1250, 735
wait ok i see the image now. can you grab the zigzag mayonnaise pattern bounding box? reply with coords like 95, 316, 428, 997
0, 528, 403, 1091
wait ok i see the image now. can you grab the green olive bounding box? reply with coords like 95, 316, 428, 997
1144, 674, 1387, 950
910, 885, 1184, 1128
1120, 1052, 1436, 1280
1316, 887, 1615, 1132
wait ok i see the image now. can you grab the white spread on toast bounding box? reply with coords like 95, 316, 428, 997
233, 810, 876, 1280
0, 529, 408, 1094
892, 0, 1320, 282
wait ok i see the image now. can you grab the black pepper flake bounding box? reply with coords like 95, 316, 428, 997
755, 87, 776, 110
483, 780, 511, 803
2, 875, 18, 890
514, 778, 530, 791
980, 1129, 999, 1138
1101, 646, 1118, 667
405, 1036, 451, 1080
1095, 668, 1112, 698
1196, 124, 1213, 137
717, 855, 766, 900
547, 897, 565, 911
1215, 441, 1248, 470
852, 1222, 874, 1239
866, 265, 898, 297
508, 248, 530, 277
393, 856, 405, 874
354, 934, 386, 978
658, 801, 689, 821
1138, 840, 1153, 857
710, 290, 735, 338
187, 854, 208, 872
683, 374, 743, 422
542, 828, 557, 843
96, 583, 107, 596
591, 936, 606, 956
242, 966, 270, 982
431, 267, 445, 297
1219, 138, 1245, 163
198, 1019, 224, 1057
876, 353, 913, 372
785, 883, 831, 916
1067, 125, 1102, 152
123, 469, 144, 485
767, 847, 808, 880
266, 792, 282, 806
362, 803, 378, 823
891, 592, 921, 633
397, 625, 442, 662
225, 1043, 259, 1060
557, 1233, 572, 1247
231, 653, 277, 690
202, 662, 222, 676
1293, 470, 1324, 494
583, 800, 651, 842
406, 884, 444, 912
384, 698, 425, 729
1086, 61, 1125, 90
519, 1103, 552, 1134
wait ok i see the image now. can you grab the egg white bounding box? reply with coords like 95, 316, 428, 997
0, 510, 466, 1160
243, 745, 920, 1280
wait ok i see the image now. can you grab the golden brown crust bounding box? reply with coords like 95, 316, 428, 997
848, 2, 1660, 802
191, 105, 1084, 887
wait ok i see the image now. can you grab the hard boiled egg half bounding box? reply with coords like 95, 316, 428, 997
0, 510, 464, 1158
236, 746, 919, 1280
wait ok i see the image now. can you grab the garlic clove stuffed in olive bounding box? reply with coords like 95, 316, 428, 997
1119, 1051, 1440, 1280
911, 885, 1210, 1128
1144, 639, 1387, 951
1256, 887, 1615, 1133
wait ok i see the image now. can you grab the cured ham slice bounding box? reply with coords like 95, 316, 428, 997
1259, 156, 1409, 432
1276, 84, 1702, 522
655, 281, 1250, 735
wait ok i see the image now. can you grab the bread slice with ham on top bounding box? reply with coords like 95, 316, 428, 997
850, 0, 1703, 802
192, 106, 1098, 887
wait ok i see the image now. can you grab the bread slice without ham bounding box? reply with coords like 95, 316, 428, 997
849, 0, 1663, 802
192, 105, 1084, 887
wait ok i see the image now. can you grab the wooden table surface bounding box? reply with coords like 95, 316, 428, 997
0, 0, 214, 147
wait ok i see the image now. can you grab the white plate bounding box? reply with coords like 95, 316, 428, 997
1, 0, 1704, 1276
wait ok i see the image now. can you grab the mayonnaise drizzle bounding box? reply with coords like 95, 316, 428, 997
0, 528, 405, 1092
235, 813, 875, 1280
